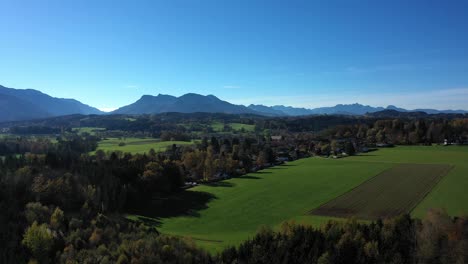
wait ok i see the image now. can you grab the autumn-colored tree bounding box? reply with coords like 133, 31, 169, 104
50, 207, 65, 230
22, 222, 55, 263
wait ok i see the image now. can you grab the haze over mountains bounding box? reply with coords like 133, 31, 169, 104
1, 85, 467, 122
113, 93, 255, 115
0, 85, 102, 122
113, 93, 468, 116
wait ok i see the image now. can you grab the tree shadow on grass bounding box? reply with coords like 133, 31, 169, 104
269, 167, 287, 169
130, 215, 161, 227
351, 149, 379, 157
205, 181, 235, 187
237, 175, 262, 179
128, 190, 217, 227
249, 170, 272, 175
267, 164, 297, 170
279, 163, 296, 167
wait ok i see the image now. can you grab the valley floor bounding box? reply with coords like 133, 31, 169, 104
128, 146, 468, 252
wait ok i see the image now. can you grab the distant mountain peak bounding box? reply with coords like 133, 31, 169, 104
113, 92, 258, 115
1, 85, 467, 122
181, 92, 204, 97
251, 102, 467, 116
0, 84, 102, 122
141, 93, 174, 99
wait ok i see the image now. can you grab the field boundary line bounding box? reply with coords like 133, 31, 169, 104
307, 166, 394, 215
309, 163, 454, 218
408, 164, 455, 215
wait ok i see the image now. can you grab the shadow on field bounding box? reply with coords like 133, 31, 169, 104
205, 181, 235, 187
129, 190, 216, 226
354, 149, 379, 157
251, 171, 271, 175
269, 164, 296, 169
237, 175, 262, 179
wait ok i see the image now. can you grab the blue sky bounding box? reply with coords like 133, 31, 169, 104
1, 0, 468, 111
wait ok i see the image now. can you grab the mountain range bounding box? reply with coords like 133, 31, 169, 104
112, 94, 468, 116
0, 84, 467, 122
0, 85, 102, 122
113, 93, 256, 115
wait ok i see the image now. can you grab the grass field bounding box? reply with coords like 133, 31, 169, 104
128, 145, 468, 252
311, 163, 452, 220
211, 122, 255, 132
72, 127, 106, 135
344, 146, 468, 218
129, 158, 391, 251
95, 137, 195, 154
0, 134, 58, 142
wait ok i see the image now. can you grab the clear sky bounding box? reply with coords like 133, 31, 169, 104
1, 0, 468, 111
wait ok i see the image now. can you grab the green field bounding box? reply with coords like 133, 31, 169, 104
344, 146, 468, 218
95, 137, 195, 154
311, 163, 452, 220
211, 122, 255, 132
72, 127, 106, 135
0, 133, 58, 143
129, 146, 468, 252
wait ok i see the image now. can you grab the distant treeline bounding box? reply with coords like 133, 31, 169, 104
3, 112, 468, 143
322, 118, 468, 145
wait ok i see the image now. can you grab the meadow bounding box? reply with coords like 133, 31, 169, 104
95, 137, 195, 154
129, 146, 468, 252
72, 127, 106, 135
344, 146, 468, 218
210, 122, 255, 132
311, 163, 452, 220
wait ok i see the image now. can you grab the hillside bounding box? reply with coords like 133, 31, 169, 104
248, 104, 288, 116
0, 85, 103, 122
250, 103, 468, 116
1, 84, 467, 121
113, 93, 259, 115
0, 93, 50, 122
112, 94, 178, 114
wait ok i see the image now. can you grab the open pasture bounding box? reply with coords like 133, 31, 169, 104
310, 163, 452, 220
211, 122, 255, 132
72, 127, 106, 135
95, 137, 195, 154
129, 157, 391, 251
344, 146, 468, 217
129, 146, 468, 252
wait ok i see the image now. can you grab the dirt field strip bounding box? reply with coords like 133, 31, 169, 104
310, 164, 453, 220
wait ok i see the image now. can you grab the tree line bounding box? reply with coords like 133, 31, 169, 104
322, 118, 468, 145
219, 210, 468, 264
